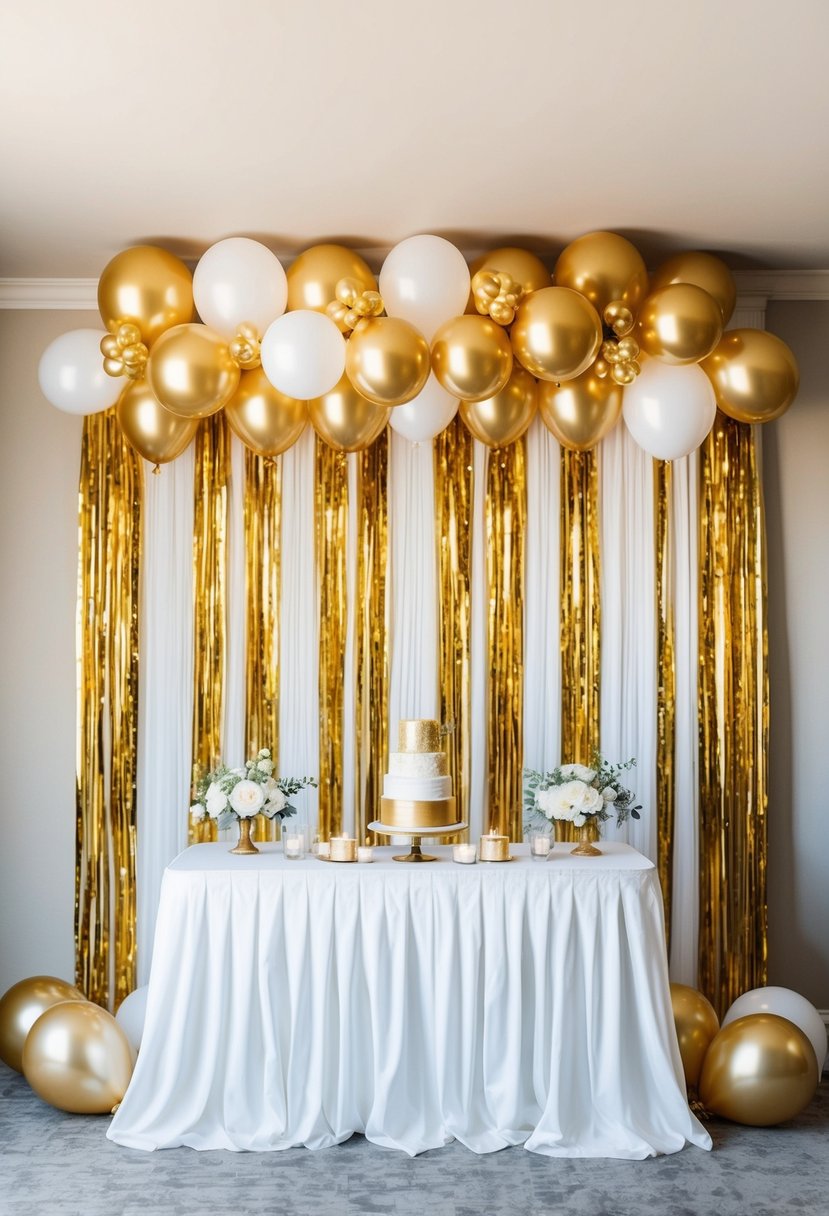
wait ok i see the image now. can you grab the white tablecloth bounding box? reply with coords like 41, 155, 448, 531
108, 842, 710, 1158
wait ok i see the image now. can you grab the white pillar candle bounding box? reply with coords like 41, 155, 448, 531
357, 845, 374, 863
453, 843, 477, 865
479, 832, 509, 862
330, 836, 357, 862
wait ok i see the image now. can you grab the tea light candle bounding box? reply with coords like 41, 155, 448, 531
479, 831, 510, 862
330, 836, 357, 862
357, 845, 374, 863
530, 834, 552, 858
453, 843, 477, 865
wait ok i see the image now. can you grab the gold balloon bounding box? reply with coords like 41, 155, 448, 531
669, 982, 720, 1091
116, 379, 199, 465
287, 244, 377, 313
554, 231, 649, 314
147, 323, 241, 419
511, 287, 602, 383
649, 251, 737, 324
699, 1014, 817, 1126
459, 365, 538, 448
0, 976, 86, 1073
701, 328, 800, 423
309, 373, 391, 452
98, 245, 194, 347
467, 247, 552, 311
225, 367, 307, 457
638, 283, 723, 365
431, 315, 514, 402
22, 1000, 136, 1114
538, 366, 622, 451
345, 316, 430, 406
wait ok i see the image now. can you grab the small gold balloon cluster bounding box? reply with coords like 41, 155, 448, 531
101, 323, 149, 380
229, 323, 261, 370
594, 301, 641, 386
326, 277, 385, 335
471, 270, 525, 327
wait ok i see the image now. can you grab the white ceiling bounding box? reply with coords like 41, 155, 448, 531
2, 0, 828, 278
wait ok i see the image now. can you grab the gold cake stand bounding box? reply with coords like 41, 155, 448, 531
367, 821, 469, 862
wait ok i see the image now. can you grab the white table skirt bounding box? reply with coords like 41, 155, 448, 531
108, 842, 710, 1159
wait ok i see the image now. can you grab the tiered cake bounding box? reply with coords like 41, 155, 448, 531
380, 719, 459, 830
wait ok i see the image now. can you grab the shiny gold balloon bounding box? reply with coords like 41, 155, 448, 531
0, 976, 86, 1073
701, 329, 800, 423
98, 245, 194, 347
309, 373, 391, 452
669, 983, 720, 1091
511, 287, 602, 383
459, 365, 537, 447
345, 316, 430, 406
638, 284, 723, 365
225, 367, 307, 457
650, 251, 737, 324
431, 315, 514, 402
699, 1014, 818, 1126
22, 1000, 136, 1114
538, 366, 623, 451
147, 323, 241, 419
287, 244, 377, 313
554, 231, 649, 314
116, 379, 199, 465
467, 247, 552, 311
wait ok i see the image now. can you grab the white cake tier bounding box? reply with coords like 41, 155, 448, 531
383, 773, 452, 801
387, 751, 448, 778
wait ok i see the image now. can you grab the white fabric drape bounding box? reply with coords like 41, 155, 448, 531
468, 439, 489, 839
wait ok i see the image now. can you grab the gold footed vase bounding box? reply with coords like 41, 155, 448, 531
230, 817, 259, 855
571, 823, 602, 857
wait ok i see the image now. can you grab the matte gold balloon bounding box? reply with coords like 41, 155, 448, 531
116, 379, 199, 465
345, 316, 430, 406
287, 244, 377, 313
701, 328, 800, 423
699, 1013, 817, 1126
669, 982, 720, 1091
22, 1000, 136, 1114
511, 287, 602, 383
431, 315, 513, 402
459, 365, 537, 448
554, 231, 649, 314
147, 323, 241, 419
0, 976, 86, 1073
638, 284, 723, 365
467, 247, 552, 311
309, 373, 391, 452
98, 245, 194, 347
225, 367, 307, 457
538, 366, 622, 451
650, 251, 737, 324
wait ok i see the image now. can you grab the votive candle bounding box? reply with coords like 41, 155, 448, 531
453, 843, 477, 865
357, 845, 374, 863
284, 833, 304, 860
315, 841, 331, 858
479, 832, 510, 862
530, 834, 552, 858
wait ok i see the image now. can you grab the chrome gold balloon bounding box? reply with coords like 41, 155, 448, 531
0, 976, 86, 1073
650, 251, 737, 324
225, 367, 307, 457
117, 379, 199, 465
511, 287, 602, 383
669, 982, 720, 1091
603, 302, 635, 337
309, 373, 391, 452
326, 278, 384, 334
98, 245, 194, 347
699, 1013, 817, 1125
469, 247, 552, 298
538, 366, 623, 451
22, 1000, 136, 1114
459, 365, 537, 447
100, 322, 149, 380
701, 329, 800, 423
345, 316, 430, 406
228, 322, 262, 370
431, 315, 513, 402
147, 323, 241, 419
554, 231, 648, 314
287, 244, 377, 313
471, 270, 524, 327
638, 284, 723, 365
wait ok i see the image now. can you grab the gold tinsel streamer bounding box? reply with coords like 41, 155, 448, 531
76, 410, 140, 1009
245, 450, 282, 842
354, 431, 389, 842
434, 416, 474, 833
485, 439, 527, 840
655, 459, 676, 945
316, 439, 349, 839
190, 412, 230, 844
698, 412, 769, 1015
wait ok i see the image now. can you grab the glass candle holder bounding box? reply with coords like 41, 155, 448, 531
284, 829, 306, 860
357, 845, 374, 863
453, 843, 477, 865
530, 831, 552, 859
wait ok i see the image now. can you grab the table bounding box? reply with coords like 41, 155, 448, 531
108, 842, 710, 1159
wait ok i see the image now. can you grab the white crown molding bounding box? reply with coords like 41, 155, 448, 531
732, 269, 829, 300
0, 277, 99, 309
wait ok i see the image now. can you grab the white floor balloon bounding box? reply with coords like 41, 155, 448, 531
115, 986, 148, 1054
723, 986, 827, 1080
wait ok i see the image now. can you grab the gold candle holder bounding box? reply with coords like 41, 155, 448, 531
479, 832, 510, 862
330, 836, 357, 862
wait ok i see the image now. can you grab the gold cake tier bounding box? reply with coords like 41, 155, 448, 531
398, 719, 442, 753
379, 796, 458, 829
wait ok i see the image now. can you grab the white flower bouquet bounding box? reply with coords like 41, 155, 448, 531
190, 749, 316, 831
524, 755, 641, 834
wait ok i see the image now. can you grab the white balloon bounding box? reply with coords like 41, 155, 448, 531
723, 986, 827, 1081
115, 985, 148, 1053
38, 329, 123, 415
260, 310, 345, 400
193, 237, 287, 339
380, 235, 470, 342
622, 360, 716, 460
389, 373, 458, 443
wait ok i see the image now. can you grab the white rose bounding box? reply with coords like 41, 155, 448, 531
190, 803, 206, 822
258, 758, 274, 774
536, 787, 557, 818
229, 780, 266, 819
559, 764, 597, 784
573, 813, 586, 827
570, 783, 603, 816
206, 786, 228, 818
266, 786, 287, 813
546, 782, 580, 821
602, 786, 617, 802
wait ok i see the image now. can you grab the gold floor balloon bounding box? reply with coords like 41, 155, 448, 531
117, 379, 199, 465
225, 367, 307, 457
0, 976, 86, 1074
699, 1013, 817, 1126
147, 323, 241, 419
309, 373, 391, 452
701, 329, 800, 423
554, 231, 649, 314
287, 243, 377, 313
345, 316, 430, 406
511, 287, 602, 383
638, 283, 723, 365
432, 315, 513, 402
459, 365, 538, 447
538, 366, 622, 451
649, 251, 737, 325
98, 245, 194, 347
22, 1000, 136, 1115
669, 982, 720, 1091
467, 247, 552, 311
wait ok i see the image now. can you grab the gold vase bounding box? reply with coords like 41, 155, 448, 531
230, 817, 259, 855
571, 823, 602, 857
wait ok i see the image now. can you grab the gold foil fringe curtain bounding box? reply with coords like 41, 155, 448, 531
655, 460, 676, 939
559, 449, 601, 773
316, 440, 349, 839
76, 410, 140, 1010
